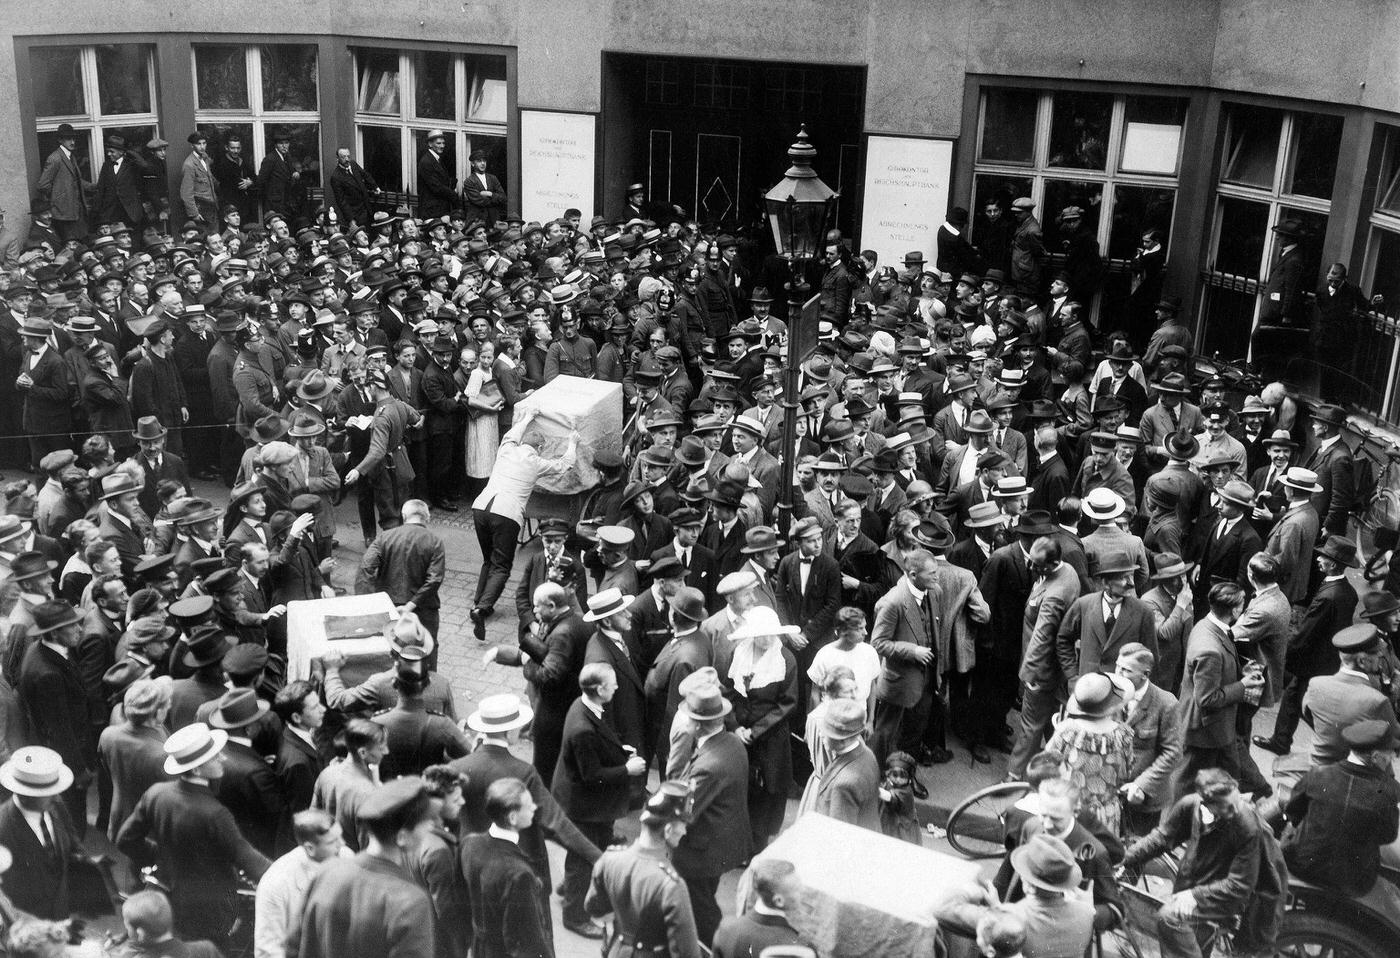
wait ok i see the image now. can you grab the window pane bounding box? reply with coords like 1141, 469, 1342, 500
1048, 92, 1111, 170
102, 124, 155, 156
197, 121, 255, 159
413, 51, 455, 121
1107, 186, 1175, 261
267, 123, 323, 187
32, 47, 85, 118
360, 125, 403, 192
261, 45, 318, 112
972, 175, 1033, 220
1221, 104, 1282, 189
1213, 196, 1270, 278
464, 55, 507, 123
1375, 126, 1400, 215
195, 45, 250, 111
414, 128, 455, 182
1286, 111, 1343, 200
979, 88, 1038, 164
1042, 179, 1103, 254
36, 129, 93, 183
356, 50, 400, 115
1120, 96, 1186, 175
96, 44, 152, 115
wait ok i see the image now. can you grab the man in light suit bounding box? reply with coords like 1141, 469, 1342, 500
671, 685, 749, 947
1300, 624, 1399, 767
1137, 553, 1194, 695
1304, 403, 1354, 536
810, 699, 881, 831
1177, 583, 1263, 798
1266, 467, 1323, 607
1079, 488, 1150, 595
461, 148, 505, 226
1113, 644, 1182, 836
178, 131, 219, 226
1256, 534, 1359, 757
1010, 537, 1083, 780
36, 123, 86, 240
804, 454, 846, 542
870, 550, 942, 764
1056, 549, 1157, 687
1231, 553, 1292, 795
728, 417, 781, 519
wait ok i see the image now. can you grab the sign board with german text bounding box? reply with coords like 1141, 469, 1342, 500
520, 110, 596, 222
859, 135, 953, 267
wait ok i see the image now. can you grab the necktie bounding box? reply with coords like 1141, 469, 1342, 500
958, 407, 967, 428
921, 594, 937, 646
995, 428, 1005, 447
1104, 603, 1117, 635
681, 549, 690, 568
39, 815, 55, 858
1167, 406, 1178, 429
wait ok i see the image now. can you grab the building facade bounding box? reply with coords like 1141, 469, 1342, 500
6, 0, 1400, 419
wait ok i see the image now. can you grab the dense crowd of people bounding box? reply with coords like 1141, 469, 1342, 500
0, 119, 1393, 958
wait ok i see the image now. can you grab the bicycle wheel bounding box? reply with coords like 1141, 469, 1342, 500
945, 781, 1030, 859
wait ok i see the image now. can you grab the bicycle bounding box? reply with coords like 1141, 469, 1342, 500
943, 780, 1030, 859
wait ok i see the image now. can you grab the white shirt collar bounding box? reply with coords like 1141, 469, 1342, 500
488, 824, 520, 844
906, 579, 926, 604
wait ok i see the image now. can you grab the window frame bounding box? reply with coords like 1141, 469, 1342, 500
351, 47, 510, 197
32, 43, 160, 172
191, 43, 321, 164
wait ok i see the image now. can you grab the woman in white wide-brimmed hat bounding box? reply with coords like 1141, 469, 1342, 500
720, 605, 799, 853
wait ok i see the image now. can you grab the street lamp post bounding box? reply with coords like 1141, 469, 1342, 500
764, 125, 838, 534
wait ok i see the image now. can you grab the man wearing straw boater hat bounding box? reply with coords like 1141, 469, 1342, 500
1264, 466, 1323, 607
449, 693, 602, 921
117, 723, 272, 939
0, 746, 80, 920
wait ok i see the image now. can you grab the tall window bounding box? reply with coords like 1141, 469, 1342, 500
352, 48, 508, 201
192, 43, 322, 202
32, 44, 159, 181
971, 87, 1186, 325
1200, 103, 1342, 361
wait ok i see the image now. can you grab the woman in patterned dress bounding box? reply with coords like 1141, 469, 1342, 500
1046, 671, 1135, 836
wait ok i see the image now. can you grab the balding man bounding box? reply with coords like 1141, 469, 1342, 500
486, 582, 591, 784
358, 500, 446, 662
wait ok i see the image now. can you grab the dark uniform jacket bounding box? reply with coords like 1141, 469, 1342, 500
1284, 760, 1400, 896
586, 844, 702, 958
372, 699, 470, 779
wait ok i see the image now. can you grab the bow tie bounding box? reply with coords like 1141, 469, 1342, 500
800, 556, 814, 565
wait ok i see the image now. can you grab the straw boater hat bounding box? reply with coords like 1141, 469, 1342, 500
467, 693, 534, 734
0, 747, 73, 797
583, 587, 635, 623
163, 723, 228, 776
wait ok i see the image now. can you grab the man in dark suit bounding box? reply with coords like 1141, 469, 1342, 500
462, 148, 506, 226
652, 507, 719, 612
487, 582, 590, 785
328, 146, 382, 228
671, 685, 749, 947
417, 130, 457, 219
711, 859, 807, 958
827, 500, 886, 618
552, 661, 648, 939
1177, 583, 1263, 797
272, 679, 324, 820
257, 131, 300, 217
18, 318, 75, 466
1304, 403, 1354, 537
118, 722, 272, 939
1056, 549, 1158, 686
357, 499, 446, 650
210, 132, 258, 222
1248, 430, 1295, 538
645, 585, 711, 770
0, 746, 82, 919
460, 778, 554, 958
1185, 479, 1261, 617
973, 515, 1045, 753
345, 371, 422, 533
870, 551, 944, 764
1258, 219, 1307, 328
515, 518, 589, 640
1255, 535, 1360, 757
583, 592, 649, 760
207, 688, 285, 858
17, 602, 93, 829
130, 415, 191, 520
451, 694, 603, 928
700, 492, 747, 578
96, 473, 147, 579
774, 517, 842, 700
419, 341, 464, 511
93, 134, 145, 229
810, 699, 881, 830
